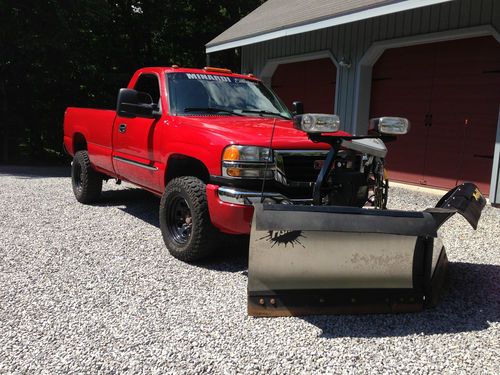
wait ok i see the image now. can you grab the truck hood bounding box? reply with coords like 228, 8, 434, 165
171, 115, 350, 149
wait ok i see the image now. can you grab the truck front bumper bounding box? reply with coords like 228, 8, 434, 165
206, 184, 286, 235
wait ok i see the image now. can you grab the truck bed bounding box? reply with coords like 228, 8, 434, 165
63, 107, 117, 174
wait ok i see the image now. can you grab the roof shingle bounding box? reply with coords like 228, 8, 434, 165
206, 0, 451, 52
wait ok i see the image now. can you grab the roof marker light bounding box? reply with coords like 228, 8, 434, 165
204, 67, 232, 74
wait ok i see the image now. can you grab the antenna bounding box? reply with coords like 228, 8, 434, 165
260, 118, 277, 203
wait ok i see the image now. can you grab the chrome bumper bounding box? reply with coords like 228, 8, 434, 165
217, 186, 287, 205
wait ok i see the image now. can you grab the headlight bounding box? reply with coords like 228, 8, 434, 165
293, 114, 340, 133
369, 117, 410, 135
223, 145, 272, 162
222, 145, 274, 179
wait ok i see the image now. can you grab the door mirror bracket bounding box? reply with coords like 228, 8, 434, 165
292, 101, 304, 116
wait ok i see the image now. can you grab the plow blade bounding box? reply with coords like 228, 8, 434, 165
248, 183, 485, 317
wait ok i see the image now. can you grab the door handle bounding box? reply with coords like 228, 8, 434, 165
118, 123, 127, 133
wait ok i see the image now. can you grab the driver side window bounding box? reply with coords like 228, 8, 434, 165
134, 74, 161, 105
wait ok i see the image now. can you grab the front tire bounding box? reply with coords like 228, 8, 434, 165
159, 177, 217, 262
71, 151, 102, 204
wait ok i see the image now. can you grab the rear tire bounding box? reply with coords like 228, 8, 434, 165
159, 177, 217, 262
71, 151, 102, 204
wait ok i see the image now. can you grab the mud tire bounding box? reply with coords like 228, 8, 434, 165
159, 177, 217, 262
71, 151, 102, 204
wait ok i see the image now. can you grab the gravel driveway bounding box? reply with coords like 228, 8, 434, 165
1, 166, 499, 374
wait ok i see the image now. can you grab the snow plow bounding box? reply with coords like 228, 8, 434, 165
248, 114, 486, 317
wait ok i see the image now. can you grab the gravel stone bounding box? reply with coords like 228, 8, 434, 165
0, 166, 498, 374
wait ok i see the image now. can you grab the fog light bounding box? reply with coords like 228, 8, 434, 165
226, 167, 241, 177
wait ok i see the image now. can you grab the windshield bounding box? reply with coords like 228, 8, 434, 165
167, 72, 291, 119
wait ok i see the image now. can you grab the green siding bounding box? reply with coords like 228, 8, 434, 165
240, 0, 500, 203
241, 0, 500, 131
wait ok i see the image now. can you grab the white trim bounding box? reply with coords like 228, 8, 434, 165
259, 51, 340, 114
351, 25, 500, 201
490, 107, 500, 203
260, 50, 339, 78
353, 25, 500, 134
359, 25, 500, 67
206, 0, 454, 53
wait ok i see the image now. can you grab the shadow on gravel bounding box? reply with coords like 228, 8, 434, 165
195, 235, 249, 273
99, 187, 250, 273
100, 187, 161, 228
302, 262, 500, 338
0, 165, 70, 178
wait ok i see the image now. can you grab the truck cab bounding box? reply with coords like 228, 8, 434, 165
63, 66, 346, 261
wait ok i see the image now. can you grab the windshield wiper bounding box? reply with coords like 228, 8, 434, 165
184, 107, 243, 116
240, 109, 291, 120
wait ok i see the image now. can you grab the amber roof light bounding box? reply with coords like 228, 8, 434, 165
203, 67, 232, 74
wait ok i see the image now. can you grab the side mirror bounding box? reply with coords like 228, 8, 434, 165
292, 101, 304, 116
117, 88, 160, 119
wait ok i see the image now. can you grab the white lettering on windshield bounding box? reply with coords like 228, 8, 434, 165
186, 73, 231, 82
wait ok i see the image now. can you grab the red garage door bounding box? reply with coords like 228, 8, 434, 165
271, 58, 336, 114
370, 36, 500, 193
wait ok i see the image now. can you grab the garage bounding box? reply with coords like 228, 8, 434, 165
209, 0, 500, 204
370, 36, 500, 193
271, 58, 336, 114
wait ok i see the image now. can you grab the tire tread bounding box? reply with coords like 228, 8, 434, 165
160, 177, 217, 262
72, 150, 102, 204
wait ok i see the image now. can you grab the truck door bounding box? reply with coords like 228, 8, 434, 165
112, 73, 163, 192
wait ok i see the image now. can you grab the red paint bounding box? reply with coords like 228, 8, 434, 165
63, 67, 348, 234
206, 185, 254, 234
272, 58, 337, 114
371, 36, 500, 193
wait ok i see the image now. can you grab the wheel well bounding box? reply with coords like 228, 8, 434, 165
165, 155, 210, 185
73, 133, 87, 153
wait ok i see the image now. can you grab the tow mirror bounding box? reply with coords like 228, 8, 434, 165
117, 88, 160, 119
292, 101, 304, 116
369, 117, 410, 135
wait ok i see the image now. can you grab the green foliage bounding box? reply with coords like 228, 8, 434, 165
0, 0, 264, 163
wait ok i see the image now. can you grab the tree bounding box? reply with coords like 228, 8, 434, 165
0, 0, 264, 163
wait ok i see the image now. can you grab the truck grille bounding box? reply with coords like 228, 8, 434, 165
276, 151, 328, 183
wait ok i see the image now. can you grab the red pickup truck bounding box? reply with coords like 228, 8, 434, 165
64, 66, 349, 261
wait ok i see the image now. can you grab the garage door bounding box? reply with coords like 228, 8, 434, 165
271, 58, 336, 114
370, 36, 500, 193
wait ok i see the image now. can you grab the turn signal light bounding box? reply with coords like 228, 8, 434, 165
223, 146, 240, 161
